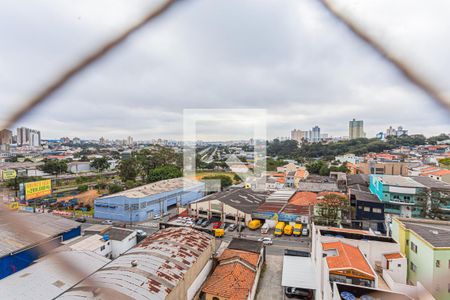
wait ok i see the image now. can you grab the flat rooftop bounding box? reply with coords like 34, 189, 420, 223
400, 218, 450, 248
376, 175, 425, 188
410, 176, 450, 191
57, 227, 214, 300
99, 177, 203, 199
0, 251, 110, 300
0, 212, 81, 258
196, 188, 269, 214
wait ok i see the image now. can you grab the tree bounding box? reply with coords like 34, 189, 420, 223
416, 189, 450, 220
202, 175, 233, 191
439, 158, 450, 168
146, 165, 182, 183
319, 165, 330, 176
427, 133, 449, 145
306, 160, 326, 174
118, 158, 139, 182
90, 157, 110, 172
40, 160, 68, 175
266, 157, 286, 171
78, 185, 88, 192
315, 193, 350, 226
108, 184, 123, 194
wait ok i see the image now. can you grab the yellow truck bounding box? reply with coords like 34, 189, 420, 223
274, 222, 286, 236
248, 219, 262, 230
214, 228, 224, 238
293, 223, 303, 237
284, 224, 293, 236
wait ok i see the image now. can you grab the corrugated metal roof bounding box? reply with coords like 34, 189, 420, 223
57, 227, 214, 300
282, 255, 316, 289
0, 212, 81, 257
0, 251, 110, 300
100, 178, 202, 199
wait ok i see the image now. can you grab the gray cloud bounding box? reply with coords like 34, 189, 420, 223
0, 0, 449, 140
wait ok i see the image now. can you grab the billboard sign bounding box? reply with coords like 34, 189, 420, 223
251, 211, 278, 221
25, 180, 52, 200
2, 169, 17, 180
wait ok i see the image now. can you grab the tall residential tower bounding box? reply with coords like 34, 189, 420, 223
349, 119, 365, 139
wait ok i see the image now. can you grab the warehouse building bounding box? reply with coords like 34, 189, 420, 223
0, 212, 81, 279
94, 178, 205, 222
188, 188, 270, 225
58, 227, 215, 300
0, 251, 110, 300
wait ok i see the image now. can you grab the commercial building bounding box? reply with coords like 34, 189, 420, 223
201, 238, 264, 300
370, 175, 450, 218
370, 175, 425, 217
0, 212, 81, 279
349, 119, 365, 139
391, 218, 450, 300
311, 125, 321, 143
16, 127, 41, 147
354, 161, 409, 176
94, 178, 205, 222
291, 126, 323, 143
0, 251, 110, 300
349, 187, 385, 233
0, 129, 12, 151
58, 227, 215, 300
189, 188, 269, 225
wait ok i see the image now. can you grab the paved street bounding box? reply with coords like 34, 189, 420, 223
256, 255, 284, 300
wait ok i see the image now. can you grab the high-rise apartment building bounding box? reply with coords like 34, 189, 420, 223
127, 136, 134, 146
291, 129, 310, 143
0, 129, 12, 145
16, 127, 41, 147
349, 119, 365, 139
311, 126, 321, 143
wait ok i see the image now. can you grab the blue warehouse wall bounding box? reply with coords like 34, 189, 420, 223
94, 182, 205, 222
0, 237, 62, 279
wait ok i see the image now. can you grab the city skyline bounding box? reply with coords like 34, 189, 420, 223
1, 0, 449, 140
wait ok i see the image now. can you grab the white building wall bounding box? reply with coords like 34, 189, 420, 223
111, 232, 137, 259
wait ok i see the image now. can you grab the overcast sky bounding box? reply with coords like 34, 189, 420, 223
0, 0, 449, 141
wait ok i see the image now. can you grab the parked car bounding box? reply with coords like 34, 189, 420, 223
135, 229, 147, 237
285, 287, 313, 299
258, 237, 273, 245
185, 221, 194, 226
75, 217, 86, 223
201, 219, 210, 227
228, 224, 237, 231
223, 223, 230, 230
102, 220, 113, 225
196, 218, 204, 226
302, 228, 309, 236
237, 224, 246, 232
153, 214, 161, 220
212, 221, 222, 229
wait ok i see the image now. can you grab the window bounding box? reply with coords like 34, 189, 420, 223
373, 208, 382, 213
100, 245, 105, 251
410, 241, 418, 253
364, 207, 371, 212
397, 264, 401, 267
393, 195, 400, 200
436, 260, 440, 268
406, 239, 409, 246
213, 297, 220, 300
404, 196, 411, 201
410, 262, 417, 272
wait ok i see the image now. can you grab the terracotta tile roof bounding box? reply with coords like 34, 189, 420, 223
218, 249, 259, 267
427, 169, 450, 176
202, 251, 258, 300
273, 173, 285, 177
294, 169, 306, 178
322, 242, 374, 279
317, 191, 347, 199
289, 192, 318, 206
276, 177, 285, 183
384, 252, 404, 260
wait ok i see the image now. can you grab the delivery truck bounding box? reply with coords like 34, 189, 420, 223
274, 222, 286, 236
293, 223, 303, 236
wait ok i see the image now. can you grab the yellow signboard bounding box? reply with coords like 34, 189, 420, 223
2, 169, 17, 180
25, 180, 52, 200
